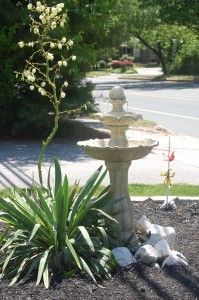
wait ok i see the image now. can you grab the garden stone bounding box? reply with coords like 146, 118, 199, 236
154, 239, 171, 258
162, 251, 188, 268
136, 215, 151, 234
112, 247, 136, 267
134, 244, 159, 265
160, 197, 177, 211
147, 224, 175, 249
136, 216, 176, 249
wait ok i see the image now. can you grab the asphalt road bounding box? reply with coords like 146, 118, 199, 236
91, 75, 199, 138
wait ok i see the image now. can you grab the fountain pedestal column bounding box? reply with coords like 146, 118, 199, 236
105, 161, 134, 242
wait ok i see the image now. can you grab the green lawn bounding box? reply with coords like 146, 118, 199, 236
0, 184, 198, 199
128, 184, 199, 197
87, 69, 112, 77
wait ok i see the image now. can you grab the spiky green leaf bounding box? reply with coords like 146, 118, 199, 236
29, 224, 41, 242
54, 159, 62, 196
43, 263, 49, 288
78, 226, 95, 252
36, 247, 52, 286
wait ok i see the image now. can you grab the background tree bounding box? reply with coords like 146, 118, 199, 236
144, 0, 199, 33
0, 0, 119, 138
114, 0, 199, 75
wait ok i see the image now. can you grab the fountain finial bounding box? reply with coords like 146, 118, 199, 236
109, 85, 126, 102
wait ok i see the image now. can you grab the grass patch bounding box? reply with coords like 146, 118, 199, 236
153, 75, 199, 82
1, 184, 198, 201
87, 67, 136, 77
87, 68, 112, 77
131, 119, 156, 128
128, 184, 199, 197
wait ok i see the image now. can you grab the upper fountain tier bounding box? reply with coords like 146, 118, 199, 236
78, 85, 158, 161
95, 85, 142, 147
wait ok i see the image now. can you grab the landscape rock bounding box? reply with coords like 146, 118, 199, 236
154, 239, 171, 258
160, 197, 177, 211
162, 251, 188, 268
136, 216, 176, 249
134, 244, 159, 265
136, 215, 151, 234
147, 224, 175, 249
112, 247, 136, 267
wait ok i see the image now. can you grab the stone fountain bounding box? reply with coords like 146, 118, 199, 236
78, 86, 158, 246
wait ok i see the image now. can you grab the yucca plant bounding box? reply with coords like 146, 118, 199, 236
0, 160, 117, 288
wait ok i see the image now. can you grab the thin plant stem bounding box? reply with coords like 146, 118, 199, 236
166, 136, 171, 207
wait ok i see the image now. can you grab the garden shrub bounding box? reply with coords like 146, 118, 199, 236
111, 60, 134, 70
0, 0, 96, 138
111, 60, 134, 68
121, 54, 134, 62
10, 83, 95, 138
0, 161, 117, 288
171, 52, 199, 75
98, 60, 107, 69
169, 33, 199, 75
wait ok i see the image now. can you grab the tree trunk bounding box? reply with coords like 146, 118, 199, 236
157, 42, 167, 74
133, 31, 168, 74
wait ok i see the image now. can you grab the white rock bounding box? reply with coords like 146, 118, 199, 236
147, 224, 175, 249
171, 250, 187, 262
136, 215, 151, 234
136, 216, 175, 249
162, 251, 188, 268
135, 244, 159, 265
154, 239, 171, 258
112, 247, 135, 267
160, 197, 177, 210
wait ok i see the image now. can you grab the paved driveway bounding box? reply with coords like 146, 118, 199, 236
0, 127, 198, 188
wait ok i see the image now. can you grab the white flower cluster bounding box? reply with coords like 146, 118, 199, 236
27, 2, 67, 30
38, 87, 47, 96
18, 2, 77, 101
23, 69, 36, 82
29, 81, 48, 96
49, 38, 74, 50
18, 41, 35, 48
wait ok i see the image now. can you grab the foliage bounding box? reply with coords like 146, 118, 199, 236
121, 55, 134, 62
114, 0, 199, 75
98, 60, 107, 69
170, 35, 199, 75
0, 0, 120, 137
0, 0, 27, 136
0, 161, 117, 288
144, 0, 199, 33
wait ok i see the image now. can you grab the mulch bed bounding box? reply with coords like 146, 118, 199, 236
0, 199, 199, 300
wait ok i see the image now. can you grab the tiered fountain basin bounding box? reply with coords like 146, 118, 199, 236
77, 85, 158, 245
78, 138, 158, 162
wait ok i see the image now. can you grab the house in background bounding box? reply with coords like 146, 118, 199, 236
120, 43, 159, 63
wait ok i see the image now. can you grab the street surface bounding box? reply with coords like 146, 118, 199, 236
91, 73, 199, 138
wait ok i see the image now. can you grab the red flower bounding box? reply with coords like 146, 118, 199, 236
168, 151, 175, 161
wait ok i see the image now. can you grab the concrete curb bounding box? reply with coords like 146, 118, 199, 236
131, 196, 199, 202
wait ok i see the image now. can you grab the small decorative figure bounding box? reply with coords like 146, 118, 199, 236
160, 137, 176, 210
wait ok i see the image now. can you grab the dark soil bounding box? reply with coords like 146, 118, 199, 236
0, 200, 199, 300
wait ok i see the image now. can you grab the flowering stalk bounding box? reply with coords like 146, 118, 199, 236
16, 1, 81, 185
